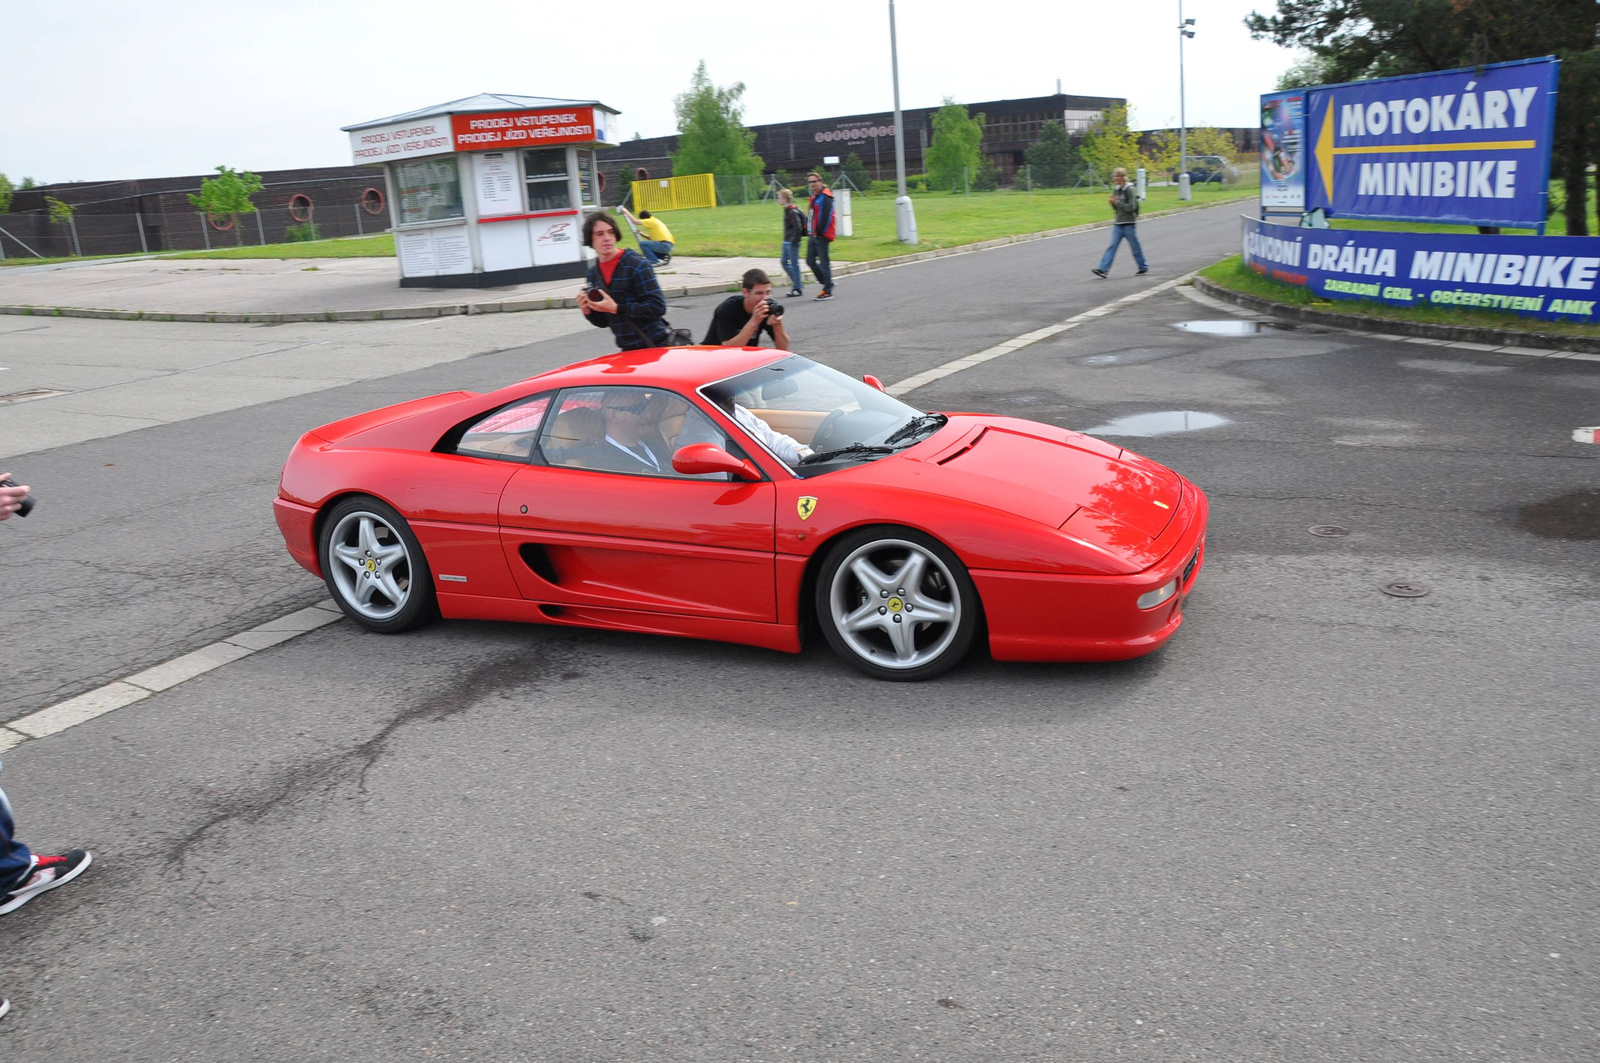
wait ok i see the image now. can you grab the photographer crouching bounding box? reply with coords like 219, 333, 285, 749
701, 269, 792, 349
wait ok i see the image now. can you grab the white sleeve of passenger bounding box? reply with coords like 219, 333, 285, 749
733, 404, 808, 464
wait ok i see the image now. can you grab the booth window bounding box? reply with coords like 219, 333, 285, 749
524, 149, 570, 212
575, 151, 599, 207
396, 157, 465, 225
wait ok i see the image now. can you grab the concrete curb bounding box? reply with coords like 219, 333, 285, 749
1192, 275, 1600, 355
0, 198, 1240, 324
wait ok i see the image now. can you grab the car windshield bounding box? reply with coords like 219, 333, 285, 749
702, 355, 944, 475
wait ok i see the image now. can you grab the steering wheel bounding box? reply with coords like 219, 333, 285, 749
808, 409, 851, 454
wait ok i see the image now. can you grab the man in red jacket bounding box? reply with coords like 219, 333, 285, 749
805, 172, 836, 301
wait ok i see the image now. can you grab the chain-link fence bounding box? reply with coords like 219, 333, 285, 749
0, 202, 393, 261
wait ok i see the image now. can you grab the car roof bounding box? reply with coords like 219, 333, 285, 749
505, 346, 792, 400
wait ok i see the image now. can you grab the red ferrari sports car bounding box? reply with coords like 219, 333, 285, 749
274, 346, 1207, 680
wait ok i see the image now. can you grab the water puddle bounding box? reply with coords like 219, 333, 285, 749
1173, 319, 1306, 336
1083, 411, 1231, 437
1519, 490, 1600, 540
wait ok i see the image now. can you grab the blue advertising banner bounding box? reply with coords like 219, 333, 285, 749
1298, 57, 1558, 230
1240, 217, 1600, 324
1260, 92, 1306, 211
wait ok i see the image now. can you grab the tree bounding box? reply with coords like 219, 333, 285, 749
1142, 129, 1182, 177
45, 196, 74, 225
1024, 120, 1078, 187
670, 60, 764, 177
1274, 51, 1335, 90
188, 165, 263, 246
1079, 104, 1142, 186
925, 99, 986, 192
841, 152, 871, 191
0, 174, 13, 214
1246, 0, 1599, 231
1187, 127, 1239, 161
19, 177, 36, 189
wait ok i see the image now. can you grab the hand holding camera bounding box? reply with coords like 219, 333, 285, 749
0, 474, 35, 519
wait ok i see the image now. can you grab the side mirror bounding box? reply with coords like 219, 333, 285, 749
672, 443, 762, 482
862, 374, 885, 392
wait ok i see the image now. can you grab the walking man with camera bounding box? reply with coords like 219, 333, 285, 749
701, 269, 793, 349
1091, 166, 1150, 278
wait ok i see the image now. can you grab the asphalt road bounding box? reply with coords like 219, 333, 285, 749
1, 201, 1596, 1061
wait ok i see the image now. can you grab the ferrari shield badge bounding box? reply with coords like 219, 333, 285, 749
797, 496, 818, 521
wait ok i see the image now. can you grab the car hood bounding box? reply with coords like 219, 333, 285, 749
925, 424, 1182, 540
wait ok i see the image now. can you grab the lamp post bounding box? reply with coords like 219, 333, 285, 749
1178, 2, 1196, 201
890, 0, 918, 244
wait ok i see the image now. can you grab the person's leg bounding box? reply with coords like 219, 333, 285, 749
813, 238, 834, 293
0, 771, 33, 892
637, 239, 668, 266
1098, 225, 1127, 272
1125, 226, 1148, 271
781, 241, 803, 293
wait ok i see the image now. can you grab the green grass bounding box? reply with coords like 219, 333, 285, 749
635, 184, 1257, 261
0, 185, 1254, 268
1199, 254, 1600, 340
0, 233, 397, 267
169, 234, 397, 260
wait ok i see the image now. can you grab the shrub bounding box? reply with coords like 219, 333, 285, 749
286, 221, 321, 242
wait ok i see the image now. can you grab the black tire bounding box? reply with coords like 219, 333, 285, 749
317, 495, 437, 633
814, 527, 979, 681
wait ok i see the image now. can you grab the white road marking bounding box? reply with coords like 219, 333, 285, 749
887, 272, 1198, 396
1, 602, 342, 752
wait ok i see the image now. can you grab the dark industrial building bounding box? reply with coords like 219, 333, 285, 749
602, 92, 1124, 191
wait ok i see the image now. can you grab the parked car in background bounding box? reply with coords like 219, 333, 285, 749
1171, 155, 1233, 186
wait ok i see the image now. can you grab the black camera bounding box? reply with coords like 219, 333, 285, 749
764, 299, 785, 318
0, 476, 35, 518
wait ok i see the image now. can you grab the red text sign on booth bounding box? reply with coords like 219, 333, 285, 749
452, 108, 598, 150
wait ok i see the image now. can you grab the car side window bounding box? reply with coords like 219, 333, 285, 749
452, 394, 551, 462
540, 386, 733, 480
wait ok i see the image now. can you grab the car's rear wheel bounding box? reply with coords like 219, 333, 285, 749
318, 496, 436, 633
816, 528, 978, 681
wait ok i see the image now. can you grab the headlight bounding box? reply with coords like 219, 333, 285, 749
1136, 578, 1178, 610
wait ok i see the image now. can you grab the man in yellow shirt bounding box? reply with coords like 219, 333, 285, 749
621, 205, 674, 268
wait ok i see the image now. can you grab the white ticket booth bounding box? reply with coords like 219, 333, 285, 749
343, 94, 621, 288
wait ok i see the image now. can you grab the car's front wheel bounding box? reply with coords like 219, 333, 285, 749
816, 528, 979, 681
318, 496, 437, 633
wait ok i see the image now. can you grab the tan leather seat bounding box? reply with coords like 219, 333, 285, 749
546, 407, 604, 464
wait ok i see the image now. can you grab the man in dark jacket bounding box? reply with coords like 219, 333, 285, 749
1091, 167, 1150, 278
702, 269, 793, 349
805, 172, 836, 301
779, 188, 807, 296
579, 212, 674, 350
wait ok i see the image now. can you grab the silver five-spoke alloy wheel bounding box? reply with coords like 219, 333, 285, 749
327, 508, 416, 622
827, 537, 964, 672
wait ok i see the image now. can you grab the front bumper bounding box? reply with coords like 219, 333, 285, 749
975, 487, 1208, 663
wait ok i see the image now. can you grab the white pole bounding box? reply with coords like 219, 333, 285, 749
890, 0, 918, 244
1178, 0, 1192, 201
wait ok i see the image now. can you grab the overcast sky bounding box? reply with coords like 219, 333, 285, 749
4, 0, 1297, 185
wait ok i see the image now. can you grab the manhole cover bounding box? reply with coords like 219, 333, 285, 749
1308, 525, 1350, 537
1378, 581, 1430, 598
1519, 490, 1600, 540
